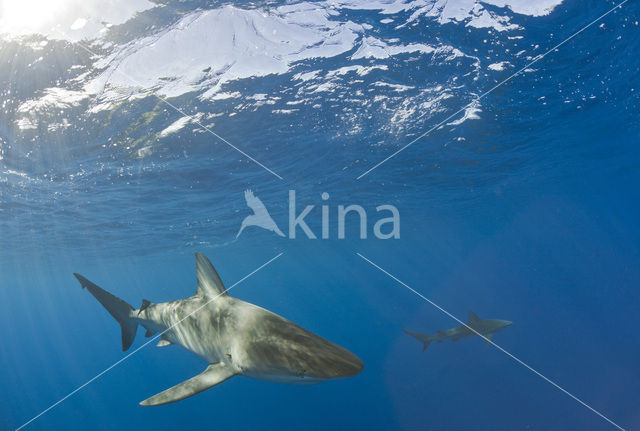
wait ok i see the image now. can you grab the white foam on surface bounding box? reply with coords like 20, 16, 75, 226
209, 91, 242, 101
335, 0, 563, 30
18, 88, 88, 113
351, 36, 436, 59
328, 65, 389, 77
343, 0, 564, 18
293, 70, 322, 82
85, 4, 365, 103
373, 82, 414, 92
84, 1, 494, 105
488, 61, 510, 71
16, 117, 37, 130
159, 115, 197, 138
15, 0, 565, 123
447, 102, 481, 125
483, 0, 562, 16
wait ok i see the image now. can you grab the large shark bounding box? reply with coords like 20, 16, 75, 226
404, 311, 512, 351
73, 253, 363, 406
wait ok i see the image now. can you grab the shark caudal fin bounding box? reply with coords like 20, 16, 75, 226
73, 273, 138, 351
403, 329, 432, 351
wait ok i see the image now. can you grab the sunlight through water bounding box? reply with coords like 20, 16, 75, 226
0, 0, 154, 40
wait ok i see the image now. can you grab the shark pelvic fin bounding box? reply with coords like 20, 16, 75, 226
157, 339, 172, 347
468, 311, 480, 323
73, 273, 138, 352
140, 363, 237, 406
195, 253, 228, 298
484, 333, 494, 345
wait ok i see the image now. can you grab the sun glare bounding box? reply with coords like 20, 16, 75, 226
0, 0, 76, 37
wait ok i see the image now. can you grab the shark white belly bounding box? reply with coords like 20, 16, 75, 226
74, 253, 363, 406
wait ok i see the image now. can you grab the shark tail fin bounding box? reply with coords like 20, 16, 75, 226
73, 273, 138, 351
403, 329, 432, 352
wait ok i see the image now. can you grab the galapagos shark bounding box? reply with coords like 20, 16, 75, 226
73, 253, 363, 406
404, 311, 512, 351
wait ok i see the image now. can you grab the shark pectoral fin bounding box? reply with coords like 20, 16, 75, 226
140, 363, 237, 406
144, 329, 154, 338
484, 333, 494, 345
156, 339, 172, 347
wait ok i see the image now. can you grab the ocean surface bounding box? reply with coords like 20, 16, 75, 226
1, 0, 639, 430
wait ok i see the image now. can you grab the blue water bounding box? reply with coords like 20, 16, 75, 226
2, 0, 640, 430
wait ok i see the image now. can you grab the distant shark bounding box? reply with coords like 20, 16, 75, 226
404, 311, 512, 351
74, 253, 363, 406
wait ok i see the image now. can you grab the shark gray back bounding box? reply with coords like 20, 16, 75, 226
74, 252, 363, 406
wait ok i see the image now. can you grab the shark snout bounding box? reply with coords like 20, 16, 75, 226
314, 344, 364, 380
242, 307, 364, 383
333, 350, 365, 378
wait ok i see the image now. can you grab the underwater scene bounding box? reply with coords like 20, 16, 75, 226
1, 0, 639, 430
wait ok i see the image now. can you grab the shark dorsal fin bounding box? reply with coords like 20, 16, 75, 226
468, 311, 480, 323
195, 252, 228, 298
